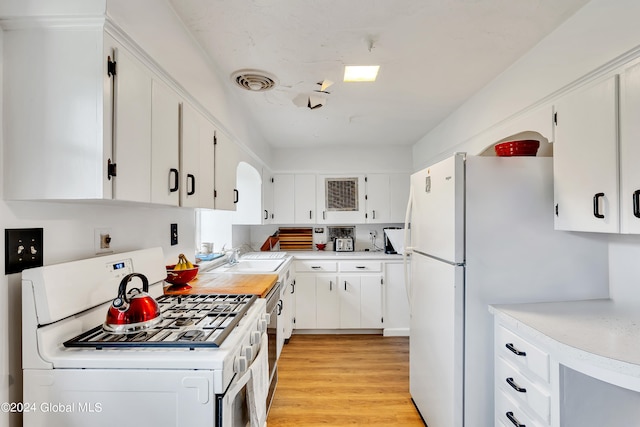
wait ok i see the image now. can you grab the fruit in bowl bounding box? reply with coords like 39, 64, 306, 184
166, 254, 199, 285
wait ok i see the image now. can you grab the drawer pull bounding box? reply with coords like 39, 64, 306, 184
505, 343, 527, 357
506, 411, 525, 427
311, 266, 322, 269
356, 266, 366, 269
506, 377, 527, 393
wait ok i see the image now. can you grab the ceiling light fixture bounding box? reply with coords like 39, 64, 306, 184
343, 65, 380, 82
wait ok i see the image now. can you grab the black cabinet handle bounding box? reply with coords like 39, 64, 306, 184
169, 168, 179, 192
593, 192, 605, 218
356, 266, 366, 269
634, 190, 640, 218
277, 300, 283, 315
291, 283, 295, 294
344, 281, 347, 291
505, 343, 526, 357
234, 189, 239, 204
187, 174, 196, 196
506, 411, 525, 427
372, 210, 376, 219
309, 210, 312, 219
311, 266, 321, 270
329, 281, 333, 291
506, 377, 527, 393
323, 211, 326, 220
264, 210, 268, 220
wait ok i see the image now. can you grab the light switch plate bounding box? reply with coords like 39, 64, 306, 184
5, 228, 44, 274
170, 223, 178, 246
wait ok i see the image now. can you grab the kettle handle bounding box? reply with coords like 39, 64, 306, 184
117, 273, 149, 303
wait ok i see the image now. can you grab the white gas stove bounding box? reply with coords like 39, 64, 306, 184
21, 248, 269, 427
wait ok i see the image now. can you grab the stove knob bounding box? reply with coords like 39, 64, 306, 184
263, 313, 271, 324
258, 318, 267, 333
234, 355, 247, 374
250, 331, 261, 345
243, 345, 254, 360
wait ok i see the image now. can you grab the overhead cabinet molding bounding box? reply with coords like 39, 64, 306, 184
2, 18, 238, 210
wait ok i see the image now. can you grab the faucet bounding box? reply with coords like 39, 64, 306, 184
227, 248, 240, 265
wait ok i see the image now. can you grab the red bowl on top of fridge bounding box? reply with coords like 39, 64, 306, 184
494, 140, 540, 157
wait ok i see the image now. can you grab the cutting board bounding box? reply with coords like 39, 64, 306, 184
164, 272, 278, 297
278, 227, 313, 250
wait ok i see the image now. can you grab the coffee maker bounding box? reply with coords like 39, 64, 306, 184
383, 227, 401, 254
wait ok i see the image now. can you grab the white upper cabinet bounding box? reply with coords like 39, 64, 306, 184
150, 79, 181, 206
272, 174, 295, 224
294, 174, 316, 223
620, 62, 640, 233
3, 25, 113, 200
317, 175, 367, 224
261, 170, 274, 224
390, 173, 411, 223
110, 44, 153, 203
214, 130, 240, 211
179, 103, 216, 209
365, 174, 391, 223
553, 75, 619, 233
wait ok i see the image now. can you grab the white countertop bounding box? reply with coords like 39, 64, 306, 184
288, 250, 404, 260
490, 299, 640, 381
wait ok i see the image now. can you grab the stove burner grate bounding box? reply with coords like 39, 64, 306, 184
63, 294, 258, 349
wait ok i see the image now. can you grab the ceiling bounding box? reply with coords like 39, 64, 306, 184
169, 0, 590, 149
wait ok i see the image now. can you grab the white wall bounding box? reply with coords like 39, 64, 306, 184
271, 145, 413, 173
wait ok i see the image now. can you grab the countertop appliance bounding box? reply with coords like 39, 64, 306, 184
403, 153, 609, 427
334, 237, 354, 252
22, 247, 270, 427
383, 227, 401, 254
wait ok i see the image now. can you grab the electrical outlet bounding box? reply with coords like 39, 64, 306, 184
94, 228, 113, 254
5, 228, 44, 274
369, 230, 377, 239
171, 223, 178, 246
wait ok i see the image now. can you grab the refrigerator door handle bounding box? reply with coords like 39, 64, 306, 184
403, 185, 414, 314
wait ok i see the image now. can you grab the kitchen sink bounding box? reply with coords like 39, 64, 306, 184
216, 259, 285, 272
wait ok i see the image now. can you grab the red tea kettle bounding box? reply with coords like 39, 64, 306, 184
103, 273, 162, 334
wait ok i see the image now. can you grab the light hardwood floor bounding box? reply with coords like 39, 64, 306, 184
267, 334, 425, 426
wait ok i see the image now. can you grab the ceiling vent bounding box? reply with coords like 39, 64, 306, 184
231, 69, 278, 92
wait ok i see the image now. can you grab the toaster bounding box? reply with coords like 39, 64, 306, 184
334, 238, 354, 252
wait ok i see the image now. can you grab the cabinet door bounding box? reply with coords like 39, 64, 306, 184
317, 175, 367, 224
316, 276, 340, 329
262, 170, 274, 224
365, 174, 390, 223
214, 131, 239, 211
621, 63, 640, 233
339, 276, 361, 328
150, 79, 180, 206
384, 262, 410, 332
360, 275, 383, 328
390, 173, 411, 223
198, 117, 216, 209
180, 103, 200, 208
294, 276, 316, 329
295, 174, 317, 223
272, 174, 295, 224
112, 46, 152, 203
553, 76, 619, 232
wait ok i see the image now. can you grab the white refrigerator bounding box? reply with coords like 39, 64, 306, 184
405, 153, 610, 427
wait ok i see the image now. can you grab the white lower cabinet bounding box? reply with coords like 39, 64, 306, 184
494, 323, 551, 426
293, 260, 384, 330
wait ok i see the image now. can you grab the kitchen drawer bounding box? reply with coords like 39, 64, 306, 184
338, 261, 382, 272
497, 325, 550, 383
496, 389, 545, 427
496, 356, 550, 423
295, 260, 337, 273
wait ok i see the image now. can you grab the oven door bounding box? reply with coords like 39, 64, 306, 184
216, 333, 268, 427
